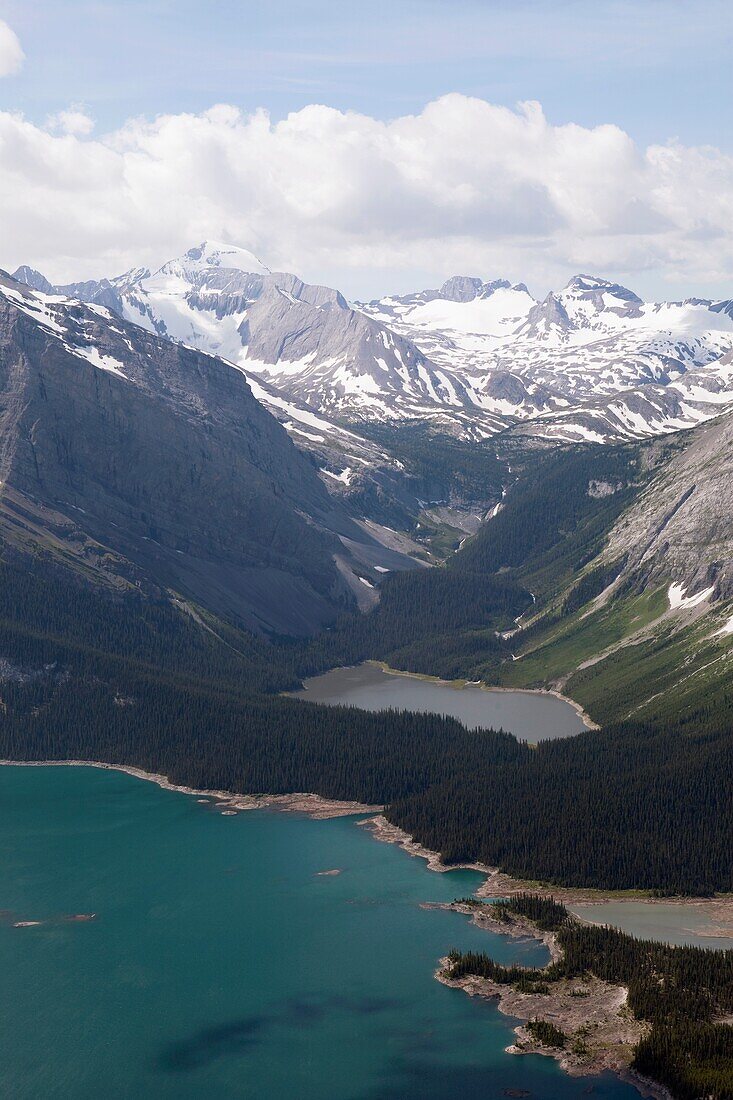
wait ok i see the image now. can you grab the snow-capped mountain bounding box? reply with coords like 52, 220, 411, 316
16, 249, 733, 446
16, 243, 482, 428
360, 273, 733, 442
12, 254, 507, 542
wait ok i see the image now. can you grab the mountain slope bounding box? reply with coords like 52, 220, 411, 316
0, 271, 399, 635
599, 394, 733, 601
473, 412, 733, 723
325, 416, 733, 728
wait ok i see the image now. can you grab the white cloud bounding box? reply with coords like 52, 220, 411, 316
46, 107, 95, 137
0, 19, 23, 77
1, 94, 732, 299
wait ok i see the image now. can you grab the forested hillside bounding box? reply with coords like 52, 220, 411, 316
387, 710, 733, 893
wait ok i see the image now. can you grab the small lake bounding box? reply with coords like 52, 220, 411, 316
570, 901, 733, 950
291, 662, 590, 742
0, 765, 638, 1099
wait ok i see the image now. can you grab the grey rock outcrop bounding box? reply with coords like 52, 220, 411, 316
12, 265, 54, 294
519, 292, 572, 337
602, 393, 733, 600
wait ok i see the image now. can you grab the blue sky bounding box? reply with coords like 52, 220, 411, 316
4, 0, 732, 147
0, 1, 731, 298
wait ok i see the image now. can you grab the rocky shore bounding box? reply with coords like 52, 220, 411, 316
433, 902, 672, 1100
362, 815, 733, 1100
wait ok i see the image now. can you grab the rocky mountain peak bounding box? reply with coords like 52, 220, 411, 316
438, 275, 512, 303
521, 291, 572, 335
0, 270, 400, 635
11, 265, 54, 294
438, 275, 484, 302
561, 274, 643, 307
709, 299, 733, 320
112, 266, 151, 288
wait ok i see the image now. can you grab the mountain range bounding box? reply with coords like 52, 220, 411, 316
15, 244, 733, 448
7, 237, 733, 745
8, 243, 733, 648
360, 272, 733, 443
6, 236, 733, 1100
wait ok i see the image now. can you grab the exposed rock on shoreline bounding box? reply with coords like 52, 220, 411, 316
362, 814, 733, 923
438, 958, 649, 1083
0, 760, 382, 819
433, 900, 672, 1100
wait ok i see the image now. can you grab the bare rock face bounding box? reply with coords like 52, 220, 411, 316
559, 274, 644, 316
11, 265, 54, 295
439, 276, 485, 302
602, 401, 733, 601
519, 292, 573, 338
0, 272, 365, 635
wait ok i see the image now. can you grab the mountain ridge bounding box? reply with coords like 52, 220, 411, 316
360, 270, 733, 442
17, 246, 733, 449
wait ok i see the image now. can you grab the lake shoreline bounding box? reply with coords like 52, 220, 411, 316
436, 956, 671, 1100
363, 822, 726, 1095
0, 759, 382, 819
432, 903, 671, 1100
4, 759, 730, 919
1, 760, 724, 1100
360, 814, 733, 913
288, 659, 598, 738
368, 659, 600, 730
5, 758, 727, 916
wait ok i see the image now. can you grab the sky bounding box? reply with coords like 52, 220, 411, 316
0, 0, 732, 300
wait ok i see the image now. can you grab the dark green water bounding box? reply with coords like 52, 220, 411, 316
0, 766, 639, 1099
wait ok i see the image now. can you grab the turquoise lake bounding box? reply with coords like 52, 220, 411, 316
0, 765, 640, 1099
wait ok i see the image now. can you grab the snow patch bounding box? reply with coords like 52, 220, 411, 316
668, 583, 715, 610
284, 422, 325, 443
68, 344, 129, 379
715, 613, 733, 637
321, 466, 353, 486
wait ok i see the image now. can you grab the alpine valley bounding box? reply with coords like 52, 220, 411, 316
3, 243, 733, 1100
